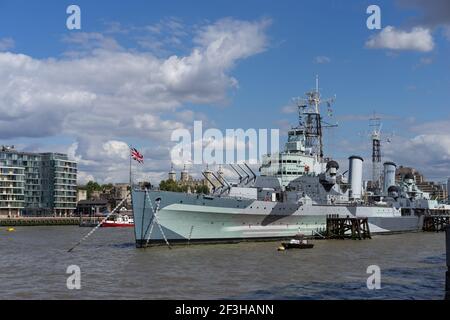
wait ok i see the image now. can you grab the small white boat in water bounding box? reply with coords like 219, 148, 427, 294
101, 214, 134, 228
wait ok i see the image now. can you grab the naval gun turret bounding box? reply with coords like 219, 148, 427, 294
387, 185, 401, 199
399, 172, 427, 200
382, 168, 440, 211
319, 160, 339, 191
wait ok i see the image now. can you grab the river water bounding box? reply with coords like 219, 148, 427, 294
0, 226, 446, 300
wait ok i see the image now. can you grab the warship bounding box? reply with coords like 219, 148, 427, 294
131, 79, 432, 247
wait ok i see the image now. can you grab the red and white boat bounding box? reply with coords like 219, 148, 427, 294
101, 214, 134, 228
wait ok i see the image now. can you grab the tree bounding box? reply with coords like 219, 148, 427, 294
159, 179, 181, 192
179, 185, 189, 193
159, 180, 209, 194
196, 185, 210, 195
85, 181, 102, 199
102, 183, 114, 190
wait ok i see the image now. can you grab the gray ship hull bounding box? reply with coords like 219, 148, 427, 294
131, 190, 422, 247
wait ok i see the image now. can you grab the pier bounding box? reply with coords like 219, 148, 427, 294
423, 214, 450, 232
325, 215, 371, 240
0, 217, 104, 227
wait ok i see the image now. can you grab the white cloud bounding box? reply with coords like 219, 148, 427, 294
326, 116, 450, 181
281, 104, 296, 114
61, 32, 123, 57
365, 26, 434, 52
102, 140, 130, 160
136, 17, 190, 55
77, 172, 95, 184
313, 56, 331, 64
0, 38, 14, 51
379, 118, 450, 180
0, 18, 270, 184
194, 18, 271, 66
396, 1, 450, 45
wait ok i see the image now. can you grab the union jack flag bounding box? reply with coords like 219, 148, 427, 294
130, 147, 144, 164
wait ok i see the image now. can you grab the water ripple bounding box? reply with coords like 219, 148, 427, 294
0, 227, 447, 299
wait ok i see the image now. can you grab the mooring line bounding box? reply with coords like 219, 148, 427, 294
144, 189, 171, 249
142, 214, 155, 244
140, 191, 146, 245
67, 194, 130, 253
143, 189, 157, 246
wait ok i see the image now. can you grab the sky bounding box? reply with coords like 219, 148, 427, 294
0, 0, 449, 184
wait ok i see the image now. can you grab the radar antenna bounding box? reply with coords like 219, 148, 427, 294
292, 75, 337, 159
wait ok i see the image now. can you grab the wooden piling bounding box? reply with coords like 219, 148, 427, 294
326, 215, 371, 240
423, 215, 450, 232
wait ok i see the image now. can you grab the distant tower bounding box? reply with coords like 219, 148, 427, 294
168, 164, 176, 181
217, 165, 225, 184
370, 114, 382, 190
180, 165, 189, 182
203, 165, 214, 191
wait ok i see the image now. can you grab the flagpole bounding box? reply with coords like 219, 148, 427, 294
129, 147, 132, 189
129, 147, 144, 190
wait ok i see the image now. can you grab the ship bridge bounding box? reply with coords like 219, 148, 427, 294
285, 129, 306, 153
259, 76, 335, 189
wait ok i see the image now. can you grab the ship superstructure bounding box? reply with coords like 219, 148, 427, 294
376, 162, 446, 213
260, 76, 336, 188
131, 79, 424, 247
363, 118, 445, 213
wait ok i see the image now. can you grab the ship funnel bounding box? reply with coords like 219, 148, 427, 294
348, 156, 364, 200
383, 161, 397, 194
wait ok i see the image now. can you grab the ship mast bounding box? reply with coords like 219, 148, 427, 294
294, 76, 337, 160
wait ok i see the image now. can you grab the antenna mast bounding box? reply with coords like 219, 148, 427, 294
294, 75, 336, 160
